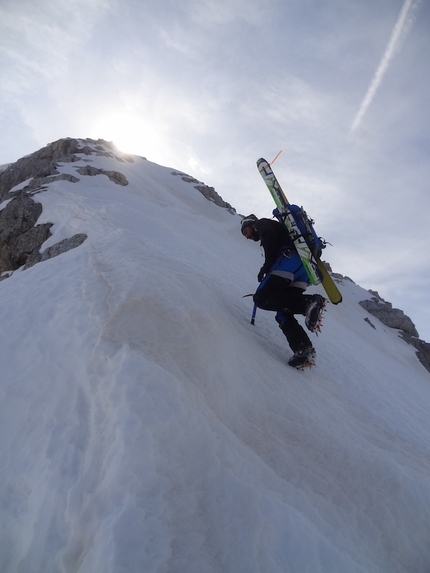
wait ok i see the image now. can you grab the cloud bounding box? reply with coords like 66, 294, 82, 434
350, 0, 417, 134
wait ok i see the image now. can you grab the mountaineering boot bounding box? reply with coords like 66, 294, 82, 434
288, 345, 316, 370
305, 294, 327, 333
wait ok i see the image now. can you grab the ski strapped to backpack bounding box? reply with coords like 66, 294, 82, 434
273, 204, 326, 263
257, 157, 342, 304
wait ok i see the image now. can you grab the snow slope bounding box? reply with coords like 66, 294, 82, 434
1, 141, 430, 573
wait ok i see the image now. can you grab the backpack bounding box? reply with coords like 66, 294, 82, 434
272, 205, 326, 260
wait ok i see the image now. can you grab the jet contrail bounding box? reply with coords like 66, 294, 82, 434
350, 0, 416, 134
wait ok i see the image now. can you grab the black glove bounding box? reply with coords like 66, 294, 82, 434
257, 268, 266, 282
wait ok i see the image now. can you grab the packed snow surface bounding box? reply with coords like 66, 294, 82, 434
1, 141, 430, 573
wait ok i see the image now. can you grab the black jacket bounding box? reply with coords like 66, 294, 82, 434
255, 218, 294, 275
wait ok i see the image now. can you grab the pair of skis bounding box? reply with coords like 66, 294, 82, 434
256, 157, 342, 305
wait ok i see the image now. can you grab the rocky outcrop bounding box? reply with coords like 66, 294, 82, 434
359, 291, 419, 337
0, 137, 137, 275
171, 172, 236, 213
327, 271, 429, 374
0, 195, 52, 273
195, 184, 236, 213
0, 137, 132, 202
24, 234, 88, 269
359, 290, 430, 374
75, 166, 128, 186
400, 333, 430, 373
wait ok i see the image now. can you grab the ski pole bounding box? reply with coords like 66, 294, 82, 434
251, 304, 257, 325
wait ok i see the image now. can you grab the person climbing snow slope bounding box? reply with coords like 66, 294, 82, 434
241, 214, 326, 369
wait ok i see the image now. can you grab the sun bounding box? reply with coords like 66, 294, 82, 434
90, 113, 158, 157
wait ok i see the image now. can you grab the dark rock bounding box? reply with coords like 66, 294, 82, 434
400, 333, 430, 374
0, 196, 52, 272
364, 317, 377, 330
171, 171, 236, 213
194, 184, 236, 213
75, 165, 128, 186
359, 296, 419, 338
359, 290, 430, 374
25, 233, 87, 268
0, 139, 79, 201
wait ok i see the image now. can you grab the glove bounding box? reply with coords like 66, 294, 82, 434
257, 268, 266, 282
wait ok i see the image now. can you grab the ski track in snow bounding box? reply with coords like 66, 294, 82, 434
0, 142, 430, 573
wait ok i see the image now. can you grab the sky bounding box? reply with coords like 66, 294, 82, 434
1, 140, 429, 571
1, 0, 429, 341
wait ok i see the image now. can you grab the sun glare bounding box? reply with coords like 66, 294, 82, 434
90, 112, 207, 177
91, 113, 156, 157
